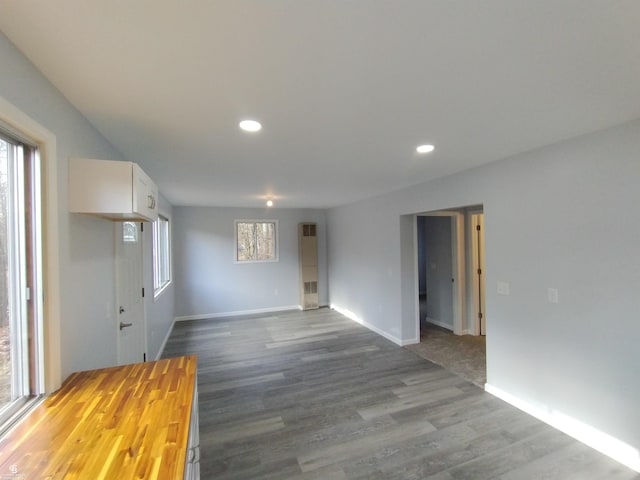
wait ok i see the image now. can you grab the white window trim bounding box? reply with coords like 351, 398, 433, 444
0, 95, 61, 395
153, 211, 172, 299
234, 219, 279, 264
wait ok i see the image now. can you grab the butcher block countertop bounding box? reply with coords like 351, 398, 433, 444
0, 355, 197, 480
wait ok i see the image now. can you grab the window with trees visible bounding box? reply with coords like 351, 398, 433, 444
152, 214, 171, 296
0, 129, 44, 429
235, 220, 278, 263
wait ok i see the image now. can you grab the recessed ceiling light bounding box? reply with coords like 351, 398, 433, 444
416, 144, 435, 154
239, 120, 262, 132
266, 200, 274, 207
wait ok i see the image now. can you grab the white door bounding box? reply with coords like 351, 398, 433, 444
116, 221, 146, 365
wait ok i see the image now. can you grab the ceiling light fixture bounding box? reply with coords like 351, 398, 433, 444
266, 200, 274, 207
416, 144, 435, 154
239, 120, 262, 132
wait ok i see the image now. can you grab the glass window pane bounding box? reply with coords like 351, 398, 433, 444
0, 137, 37, 419
153, 215, 171, 294
122, 222, 138, 243
159, 217, 169, 284
256, 222, 275, 260
236, 222, 255, 261
0, 128, 43, 432
235, 221, 277, 262
0, 138, 11, 408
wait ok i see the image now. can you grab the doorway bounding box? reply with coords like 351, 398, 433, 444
418, 215, 453, 330
115, 221, 147, 365
415, 211, 465, 336
406, 207, 487, 387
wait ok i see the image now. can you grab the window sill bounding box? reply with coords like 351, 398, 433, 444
0, 395, 45, 439
153, 281, 172, 301
234, 259, 280, 264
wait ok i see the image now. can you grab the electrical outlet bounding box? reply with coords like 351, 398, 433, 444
548, 288, 559, 304
497, 281, 510, 295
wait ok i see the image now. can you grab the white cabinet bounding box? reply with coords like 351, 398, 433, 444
69, 158, 158, 221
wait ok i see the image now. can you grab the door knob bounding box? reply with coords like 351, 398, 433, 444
119, 322, 133, 330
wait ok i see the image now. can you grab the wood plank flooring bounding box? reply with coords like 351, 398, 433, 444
162, 308, 639, 480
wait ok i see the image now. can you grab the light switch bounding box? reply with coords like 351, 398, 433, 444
497, 281, 510, 295
548, 288, 559, 304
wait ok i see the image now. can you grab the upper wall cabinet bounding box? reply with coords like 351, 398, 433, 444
69, 158, 159, 222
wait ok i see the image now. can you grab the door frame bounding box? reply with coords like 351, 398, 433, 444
469, 210, 486, 335
414, 210, 466, 338
115, 221, 148, 364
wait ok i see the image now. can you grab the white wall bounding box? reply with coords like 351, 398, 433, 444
328, 119, 640, 466
173, 207, 327, 318
0, 33, 175, 377
416, 216, 427, 295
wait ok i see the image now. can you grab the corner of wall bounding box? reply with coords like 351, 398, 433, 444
155, 316, 177, 361
485, 383, 640, 473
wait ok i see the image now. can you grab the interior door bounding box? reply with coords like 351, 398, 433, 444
115, 221, 146, 365
424, 216, 454, 329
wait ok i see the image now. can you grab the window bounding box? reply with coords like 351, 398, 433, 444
152, 214, 171, 296
122, 221, 138, 243
235, 220, 278, 263
0, 129, 44, 429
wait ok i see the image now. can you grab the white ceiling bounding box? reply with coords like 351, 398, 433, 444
2, 1, 639, 208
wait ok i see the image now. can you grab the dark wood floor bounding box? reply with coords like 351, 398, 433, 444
162, 308, 639, 480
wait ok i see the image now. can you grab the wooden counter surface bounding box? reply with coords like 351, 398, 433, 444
0, 355, 197, 480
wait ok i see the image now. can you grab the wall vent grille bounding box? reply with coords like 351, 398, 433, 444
299, 222, 319, 310
303, 224, 316, 237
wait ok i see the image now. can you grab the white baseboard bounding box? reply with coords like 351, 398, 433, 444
425, 317, 454, 331
485, 383, 640, 473
175, 305, 301, 322
330, 303, 415, 346
155, 317, 177, 360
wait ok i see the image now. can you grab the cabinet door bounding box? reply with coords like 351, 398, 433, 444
69, 158, 133, 216
132, 163, 158, 221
